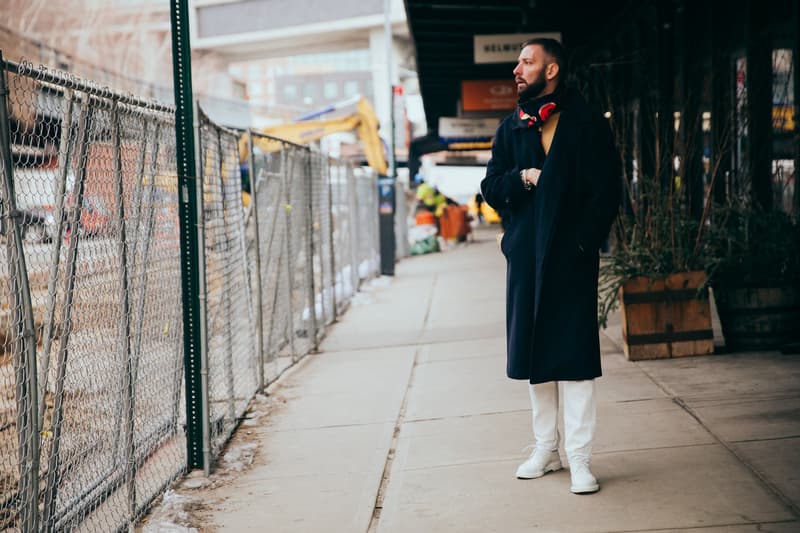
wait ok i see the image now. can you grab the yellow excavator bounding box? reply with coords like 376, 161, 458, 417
238, 96, 387, 205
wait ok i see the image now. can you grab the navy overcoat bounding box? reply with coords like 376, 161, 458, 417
480, 88, 622, 384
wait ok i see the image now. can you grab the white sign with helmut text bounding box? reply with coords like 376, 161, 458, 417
474, 32, 562, 64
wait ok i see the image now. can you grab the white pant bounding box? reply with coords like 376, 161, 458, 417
528, 380, 596, 463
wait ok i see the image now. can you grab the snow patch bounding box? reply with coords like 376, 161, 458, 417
370, 276, 392, 288
142, 490, 201, 533
221, 442, 259, 472
351, 292, 375, 306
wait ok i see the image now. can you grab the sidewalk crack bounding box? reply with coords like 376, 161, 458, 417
366, 273, 438, 533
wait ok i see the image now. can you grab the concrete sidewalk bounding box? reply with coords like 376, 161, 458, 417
149, 227, 800, 533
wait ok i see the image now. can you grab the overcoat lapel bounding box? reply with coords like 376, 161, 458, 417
532, 110, 569, 326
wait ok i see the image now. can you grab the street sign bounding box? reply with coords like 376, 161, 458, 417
461, 80, 517, 112
438, 117, 499, 140
474, 32, 562, 64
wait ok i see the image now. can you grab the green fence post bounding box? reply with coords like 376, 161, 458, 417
170, 0, 205, 471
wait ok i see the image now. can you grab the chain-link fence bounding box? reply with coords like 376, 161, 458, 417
244, 129, 381, 381
0, 55, 382, 532
0, 57, 186, 532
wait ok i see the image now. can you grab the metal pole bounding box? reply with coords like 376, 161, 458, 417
232, 137, 259, 391
247, 131, 266, 390
111, 121, 154, 476
327, 158, 338, 320
283, 149, 298, 361
263, 255, 282, 369
313, 157, 329, 325
41, 96, 93, 531
120, 115, 161, 522
216, 129, 237, 427
110, 101, 136, 519
312, 157, 327, 325
0, 51, 40, 533
131, 125, 161, 396
38, 89, 74, 432
106, 72, 149, 503
128, 119, 152, 266
255, 145, 286, 365
347, 165, 360, 292
304, 152, 319, 351
170, 0, 205, 471
261, 195, 283, 361
194, 103, 211, 476
378, 0, 397, 276
384, 0, 396, 181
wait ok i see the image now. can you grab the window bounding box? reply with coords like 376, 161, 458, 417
282, 84, 297, 101
303, 84, 316, 106
344, 80, 360, 98
324, 81, 338, 100
249, 83, 263, 97
772, 49, 796, 215
772, 49, 794, 133
772, 159, 796, 214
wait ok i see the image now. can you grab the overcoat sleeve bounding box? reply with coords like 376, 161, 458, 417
481, 122, 528, 211
577, 116, 623, 251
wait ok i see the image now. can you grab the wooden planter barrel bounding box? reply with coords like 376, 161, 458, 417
713, 284, 800, 351
619, 271, 714, 361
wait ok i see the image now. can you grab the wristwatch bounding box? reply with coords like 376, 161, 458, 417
520, 169, 533, 191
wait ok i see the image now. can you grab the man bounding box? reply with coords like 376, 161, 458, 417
480, 38, 621, 494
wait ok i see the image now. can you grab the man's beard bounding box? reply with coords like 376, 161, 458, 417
517, 71, 548, 102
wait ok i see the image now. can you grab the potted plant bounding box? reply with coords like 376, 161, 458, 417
708, 202, 800, 351
599, 176, 718, 361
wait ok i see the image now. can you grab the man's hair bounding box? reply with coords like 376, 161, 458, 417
520, 38, 567, 78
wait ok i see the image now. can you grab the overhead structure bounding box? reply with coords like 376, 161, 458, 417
404, 0, 630, 135
404, 0, 800, 214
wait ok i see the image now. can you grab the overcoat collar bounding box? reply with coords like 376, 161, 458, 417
510, 87, 592, 130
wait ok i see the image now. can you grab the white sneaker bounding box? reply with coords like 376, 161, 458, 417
569, 459, 599, 494
515, 447, 562, 479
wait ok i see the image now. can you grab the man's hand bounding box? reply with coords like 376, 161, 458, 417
522, 168, 542, 187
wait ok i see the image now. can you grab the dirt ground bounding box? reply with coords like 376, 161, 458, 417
137, 387, 294, 533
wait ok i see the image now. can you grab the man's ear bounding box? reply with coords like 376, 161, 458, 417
546, 62, 560, 81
